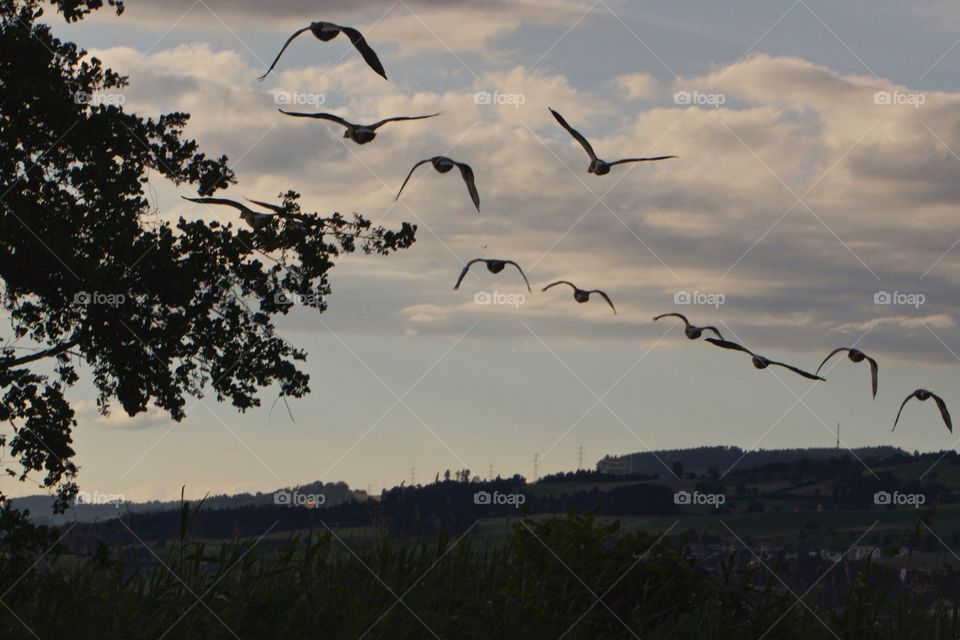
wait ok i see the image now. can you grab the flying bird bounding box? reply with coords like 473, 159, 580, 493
454, 259, 531, 291
705, 338, 825, 381
894, 389, 952, 433
258, 21, 387, 81
549, 107, 676, 175
653, 313, 722, 340
542, 281, 616, 314
397, 156, 480, 211
278, 110, 440, 145
816, 348, 879, 398
243, 197, 310, 231
182, 196, 274, 229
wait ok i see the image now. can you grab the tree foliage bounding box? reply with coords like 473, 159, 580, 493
0, 0, 416, 536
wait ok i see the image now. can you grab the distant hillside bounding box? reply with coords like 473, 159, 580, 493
597, 445, 907, 476
10, 480, 366, 525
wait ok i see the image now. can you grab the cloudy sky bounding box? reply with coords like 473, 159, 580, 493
11, 0, 960, 501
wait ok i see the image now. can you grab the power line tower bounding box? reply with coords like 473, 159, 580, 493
836, 423, 840, 449
410, 466, 416, 485
533, 453, 539, 482
487, 464, 495, 480
577, 445, 584, 470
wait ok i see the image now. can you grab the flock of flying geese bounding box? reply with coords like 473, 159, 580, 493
181, 20, 952, 436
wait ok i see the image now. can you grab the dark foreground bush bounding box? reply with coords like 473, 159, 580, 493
0, 513, 957, 639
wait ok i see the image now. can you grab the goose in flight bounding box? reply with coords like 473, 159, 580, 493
278, 110, 440, 145
454, 259, 531, 292
816, 348, 879, 398
542, 281, 616, 314
243, 197, 310, 231
705, 338, 825, 381
182, 196, 274, 229
894, 389, 952, 433
549, 107, 676, 176
397, 156, 480, 211
653, 313, 722, 340
258, 22, 387, 81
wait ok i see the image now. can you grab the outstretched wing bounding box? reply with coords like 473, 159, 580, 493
278, 110, 350, 127
542, 280, 576, 292
705, 338, 752, 355
932, 393, 953, 433
244, 197, 284, 214
456, 162, 480, 211
653, 312, 689, 324
338, 26, 388, 80
767, 360, 825, 381
893, 391, 919, 431
702, 326, 724, 340
590, 290, 617, 315
549, 108, 596, 161
504, 261, 532, 292
258, 26, 311, 81
244, 198, 310, 225
181, 196, 253, 216
607, 155, 678, 166
396, 159, 432, 201
815, 348, 849, 377
454, 259, 484, 290
867, 356, 879, 399
369, 113, 440, 130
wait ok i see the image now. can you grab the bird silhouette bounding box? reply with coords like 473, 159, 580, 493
705, 338, 825, 381
549, 107, 676, 175
278, 110, 439, 144
243, 197, 310, 231
454, 259, 531, 291
259, 21, 387, 81
816, 348, 879, 398
542, 281, 616, 314
653, 313, 722, 340
397, 156, 480, 211
894, 389, 952, 433
182, 196, 275, 229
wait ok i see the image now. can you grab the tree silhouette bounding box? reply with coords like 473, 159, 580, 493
0, 0, 416, 537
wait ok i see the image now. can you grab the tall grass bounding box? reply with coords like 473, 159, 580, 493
0, 513, 957, 639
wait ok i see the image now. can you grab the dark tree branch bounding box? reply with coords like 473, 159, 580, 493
0, 339, 79, 370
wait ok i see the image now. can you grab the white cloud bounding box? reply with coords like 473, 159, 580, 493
76, 42, 960, 364
614, 72, 658, 100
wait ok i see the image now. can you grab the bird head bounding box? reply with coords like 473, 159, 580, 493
432, 157, 455, 173
590, 159, 611, 175
310, 22, 340, 41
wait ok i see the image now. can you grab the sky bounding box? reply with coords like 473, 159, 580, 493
7, 0, 960, 502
